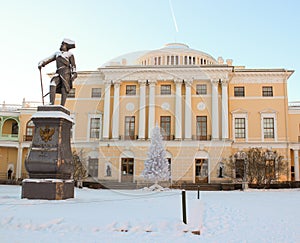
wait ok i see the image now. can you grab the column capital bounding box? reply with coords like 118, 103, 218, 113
211, 78, 220, 84
221, 78, 229, 86
184, 80, 193, 87
148, 80, 157, 87
138, 79, 147, 85
174, 78, 183, 84
113, 80, 121, 88
104, 80, 112, 86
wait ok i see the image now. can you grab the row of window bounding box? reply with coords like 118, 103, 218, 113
234, 117, 274, 139
88, 157, 207, 180
88, 156, 275, 181
92, 116, 275, 140
23, 116, 275, 142
71, 85, 274, 99
89, 115, 208, 140
141, 56, 213, 66
234, 86, 273, 97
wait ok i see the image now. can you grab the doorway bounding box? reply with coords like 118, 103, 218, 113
195, 159, 208, 183
121, 158, 134, 182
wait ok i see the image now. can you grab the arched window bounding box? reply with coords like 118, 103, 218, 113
25, 120, 35, 141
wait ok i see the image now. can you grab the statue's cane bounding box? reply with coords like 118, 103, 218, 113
39, 67, 44, 105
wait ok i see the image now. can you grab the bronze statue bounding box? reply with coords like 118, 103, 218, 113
38, 39, 77, 106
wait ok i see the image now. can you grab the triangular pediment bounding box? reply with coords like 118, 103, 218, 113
259, 108, 278, 114
231, 108, 248, 114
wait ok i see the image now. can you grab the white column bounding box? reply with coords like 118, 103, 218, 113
185, 81, 192, 140
112, 81, 120, 140
175, 79, 182, 140
294, 149, 299, 181
148, 81, 156, 139
211, 79, 219, 139
221, 79, 229, 140
103, 81, 111, 140
16, 145, 23, 179
138, 80, 146, 140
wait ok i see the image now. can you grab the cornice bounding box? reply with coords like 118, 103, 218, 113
99, 66, 235, 83
231, 69, 294, 83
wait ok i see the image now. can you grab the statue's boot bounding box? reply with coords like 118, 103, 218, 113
60, 88, 67, 106
49, 85, 56, 105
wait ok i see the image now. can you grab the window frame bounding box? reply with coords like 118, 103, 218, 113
234, 118, 246, 139
196, 84, 207, 95
234, 86, 245, 97
160, 85, 171, 95
196, 116, 207, 140
88, 114, 102, 140
126, 85, 136, 96
124, 116, 135, 140
88, 157, 99, 178
25, 120, 34, 141
263, 117, 275, 139
67, 88, 76, 98
160, 116, 171, 140
91, 88, 102, 98
262, 86, 273, 97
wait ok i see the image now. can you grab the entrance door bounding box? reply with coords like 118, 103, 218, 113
195, 159, 208, 183
121, 158, 134, 182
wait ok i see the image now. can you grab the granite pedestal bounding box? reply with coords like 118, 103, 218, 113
22, 105, 74, 200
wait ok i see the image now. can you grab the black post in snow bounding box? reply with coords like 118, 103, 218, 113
182, 190, 187, 224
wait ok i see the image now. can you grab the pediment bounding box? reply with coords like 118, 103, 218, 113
259, 108, 278, 114
231, 108, 248, 114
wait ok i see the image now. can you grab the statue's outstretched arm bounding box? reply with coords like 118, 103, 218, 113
38, 53, 56, 69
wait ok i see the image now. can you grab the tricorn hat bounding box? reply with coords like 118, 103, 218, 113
62, 38, 76, 49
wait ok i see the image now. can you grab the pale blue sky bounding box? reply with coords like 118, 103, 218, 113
0, 0, 299, 103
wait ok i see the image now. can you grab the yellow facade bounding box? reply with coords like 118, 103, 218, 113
1, 43, 299, 184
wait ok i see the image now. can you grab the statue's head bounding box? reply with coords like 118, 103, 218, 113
60, 38, 75, 51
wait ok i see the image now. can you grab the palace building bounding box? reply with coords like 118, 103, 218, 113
1, 43, 300, 185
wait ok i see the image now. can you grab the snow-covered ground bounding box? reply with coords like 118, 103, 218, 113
1, 185, 299, 243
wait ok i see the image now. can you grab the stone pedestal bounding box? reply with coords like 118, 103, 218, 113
22, 179, 74, 200
22, 105, 74, 200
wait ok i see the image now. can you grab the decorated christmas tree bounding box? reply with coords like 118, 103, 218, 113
142, 125, 170, 186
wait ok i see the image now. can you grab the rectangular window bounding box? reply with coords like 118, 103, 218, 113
196, 84, 207, 95
91, 88, 101, 98
88, 158, 98, 178
122, 158, 134, 175
235, 118, 246, 138
196, 116, 207, 140
161, 85, 171, 95
126, 85, 136, 95
67, 88, 75, 98
195, 159, 208, 178
234, 87, 245, 97
263, 118, 274, 138
90, 118, 100, 138
262, 86, 273, 97
125, 116, 135, 140
160, 116, 171, 140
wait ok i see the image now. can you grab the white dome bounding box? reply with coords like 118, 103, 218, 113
102, 43, 217, 67
137, 43, 217, 66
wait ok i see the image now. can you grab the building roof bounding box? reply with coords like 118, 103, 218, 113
102, 43, 218, 67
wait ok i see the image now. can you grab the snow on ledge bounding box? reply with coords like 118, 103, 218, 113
23, 179, 74, 183
32, 111, 73, 123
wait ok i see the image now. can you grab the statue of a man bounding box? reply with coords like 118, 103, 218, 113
38, 39, 77, 106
